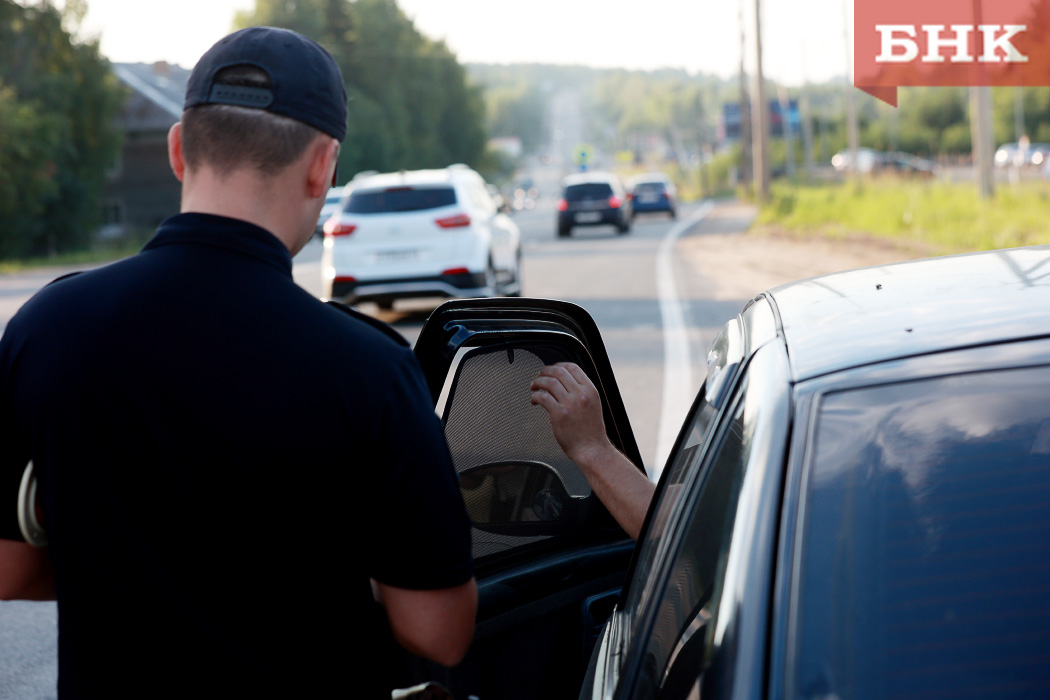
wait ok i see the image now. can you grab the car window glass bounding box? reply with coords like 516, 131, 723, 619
621, 396, 718, 619
344, 186, 456, 213
627, 377, 753, 700
622, 318, 743, 616
565, 183, 613, 201
793, 366, 1050, 700
441, 343, 599, 561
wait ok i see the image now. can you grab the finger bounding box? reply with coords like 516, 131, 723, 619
560, 363, 596, 392
530, 388, 555, 409
540, 363, 583, 393
531, 375, 571, 403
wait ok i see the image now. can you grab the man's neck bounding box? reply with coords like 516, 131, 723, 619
180, 167, 306, 253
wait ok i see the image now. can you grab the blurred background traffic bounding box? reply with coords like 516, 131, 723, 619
2, 0, 1049, 272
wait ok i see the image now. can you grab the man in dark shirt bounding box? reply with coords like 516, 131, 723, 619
0, 27, 475, 698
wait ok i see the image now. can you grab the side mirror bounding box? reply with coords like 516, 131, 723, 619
459, 460, 585, 536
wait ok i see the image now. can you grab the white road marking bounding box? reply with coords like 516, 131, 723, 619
652, 201, 715, 480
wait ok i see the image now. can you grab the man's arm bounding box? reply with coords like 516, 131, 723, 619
530, 362, 655, 541
373, 578, 478, 667
0, 540, 54, 601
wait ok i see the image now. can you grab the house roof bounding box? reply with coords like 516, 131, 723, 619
112, 62, 190, 132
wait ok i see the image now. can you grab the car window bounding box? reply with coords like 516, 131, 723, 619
632, 183, 666, 195
441, 343, 601, 562
564, 183, 613, 201
793, 366, 1050, 700
343, 185, 456, 213
621, 318, 743, 618
624, 375, 753, 700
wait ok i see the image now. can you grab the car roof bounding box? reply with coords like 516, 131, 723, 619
349, 166, 477, 191
627, 172, 672, 185
562, 172, 620, 187
764, 246, 1050, 382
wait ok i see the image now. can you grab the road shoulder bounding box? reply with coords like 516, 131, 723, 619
677, 200, 934, 300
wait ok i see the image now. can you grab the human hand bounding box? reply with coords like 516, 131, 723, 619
530, 362, 614, 464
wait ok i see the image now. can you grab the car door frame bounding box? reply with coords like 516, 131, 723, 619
411, 297, 648, 700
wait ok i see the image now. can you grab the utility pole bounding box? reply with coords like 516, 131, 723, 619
778, 84, 797, 177
1014, 86, 1026, 141
971, 86, 995, 198
738, 0, 752, 186
800, 46, 816, 180
970, 0, 994, 199
843, 0, 859, 184
751, 0, 770, 201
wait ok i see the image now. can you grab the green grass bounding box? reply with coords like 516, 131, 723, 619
0, 237, 148, 274
755, 179, 1050, 253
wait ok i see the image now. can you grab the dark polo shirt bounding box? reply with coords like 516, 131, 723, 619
0, 213, 472, 698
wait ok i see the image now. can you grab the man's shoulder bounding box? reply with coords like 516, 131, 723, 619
322, 301, 410, 349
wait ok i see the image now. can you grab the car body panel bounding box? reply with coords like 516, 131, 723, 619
626, 174, 677, 217
768, 245, 1050, 381
321, 166, 522, 304
557, 173, 631, 235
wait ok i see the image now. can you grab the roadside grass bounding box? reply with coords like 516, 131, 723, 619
0, 236, 148, 274
754, 179, 1050, 254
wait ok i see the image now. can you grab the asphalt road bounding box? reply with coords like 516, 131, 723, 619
0, 185, 755, 698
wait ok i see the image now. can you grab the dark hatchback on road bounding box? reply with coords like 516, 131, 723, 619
557, 172, 631, 237
393, 246, 1050, 700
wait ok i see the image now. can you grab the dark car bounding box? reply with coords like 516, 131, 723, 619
387, 245, 1050, 700
557, 172, 631, 237
627, 173, 677, 219
876, 151, 937, 178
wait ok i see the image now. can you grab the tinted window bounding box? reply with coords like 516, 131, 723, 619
627, 378, 752, 699
794, 367, 1050, 700
344, 186, 456, 213
564, 183, 613, 201
632, 183, 666, 195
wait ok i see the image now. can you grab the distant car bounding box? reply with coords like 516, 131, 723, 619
831, 147, 880, 173
314, 186, 345, 237
556, 172, 631, 238
626, 173, 677, 219
995, 141, 1050, 168
396, 245, 1050, 700
876, 151, 937, 178
320, 165, 522, 309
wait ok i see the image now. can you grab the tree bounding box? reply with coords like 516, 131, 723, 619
0, 0, 125, 259
235, 0, 487, 179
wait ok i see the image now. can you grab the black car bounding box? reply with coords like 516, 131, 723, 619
557, 172, 631, 237
393, 245, 1050, 700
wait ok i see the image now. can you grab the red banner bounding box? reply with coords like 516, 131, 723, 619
854, 0, 1050, 106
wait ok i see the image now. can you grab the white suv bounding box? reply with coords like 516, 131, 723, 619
321, 166, 522, 309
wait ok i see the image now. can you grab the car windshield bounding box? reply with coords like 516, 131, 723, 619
344, 186, 457, 213
793, 366, 1050, 700
564, 183, 613, 201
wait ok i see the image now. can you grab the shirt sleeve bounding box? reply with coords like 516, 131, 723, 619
363, 346, 473, 590
0, 325, 29, 542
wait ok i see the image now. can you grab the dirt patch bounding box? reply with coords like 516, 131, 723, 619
679, 202, 935, 301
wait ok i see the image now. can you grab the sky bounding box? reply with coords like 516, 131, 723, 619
79, 0, 853, 86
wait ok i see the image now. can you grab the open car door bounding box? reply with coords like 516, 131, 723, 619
410, 297, 645, 700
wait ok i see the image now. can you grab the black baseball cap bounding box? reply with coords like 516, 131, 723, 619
184, 26, 348, 142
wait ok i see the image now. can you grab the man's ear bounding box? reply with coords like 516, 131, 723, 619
167, 122, 186, 183
306, 137, 339, 198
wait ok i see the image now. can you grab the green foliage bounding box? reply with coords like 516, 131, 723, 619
757, 181, 1050, 253
587, 70, 723, 160
482, 81, 545, 153
236, 0, 486, 179
0, 0, 125, 259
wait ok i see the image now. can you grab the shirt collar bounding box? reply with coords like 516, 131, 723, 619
142, 213, 293, 277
